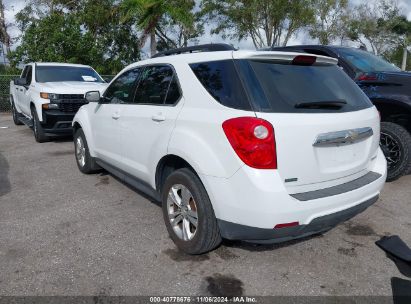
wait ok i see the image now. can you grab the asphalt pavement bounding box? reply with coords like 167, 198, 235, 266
0, 113, 410, 298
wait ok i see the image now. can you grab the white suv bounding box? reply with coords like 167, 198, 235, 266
72, 44, 387, 254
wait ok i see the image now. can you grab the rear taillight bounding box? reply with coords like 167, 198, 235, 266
357, 73, 377, 81
274, 222, 299, 229
222, 117, 277, 169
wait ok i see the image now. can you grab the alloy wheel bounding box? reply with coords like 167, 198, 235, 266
76, 136, 86, 167
167, 184, 198, 241
380, 132, 402, 170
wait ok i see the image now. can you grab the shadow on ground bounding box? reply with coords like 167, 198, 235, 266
51, 135, 73, 143
0, 152, 10, 197
222, 233, 323, 252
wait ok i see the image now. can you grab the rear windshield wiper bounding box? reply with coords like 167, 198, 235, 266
294, 100, 347, 109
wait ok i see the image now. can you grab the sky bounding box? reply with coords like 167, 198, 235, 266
2, 0, 411, 60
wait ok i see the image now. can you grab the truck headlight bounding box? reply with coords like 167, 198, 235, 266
40, 92, 59, 100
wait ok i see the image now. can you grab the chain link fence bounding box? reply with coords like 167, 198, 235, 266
0, 75, 19, 112
0, 75, 115, 113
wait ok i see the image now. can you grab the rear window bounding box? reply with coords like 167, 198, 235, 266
242, 60, 373, 113
191, 59, 372, 113
336, 48, 401, 73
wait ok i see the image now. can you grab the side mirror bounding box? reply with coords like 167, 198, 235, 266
85, 91, 101, 103
14, 78, 27, 86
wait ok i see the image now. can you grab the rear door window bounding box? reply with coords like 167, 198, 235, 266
133, 65, 181, 105
164, 75, 181, 105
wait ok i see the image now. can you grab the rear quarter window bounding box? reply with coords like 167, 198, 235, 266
190, 60, 252, 111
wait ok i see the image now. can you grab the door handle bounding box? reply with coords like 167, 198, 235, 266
151, 114, 166, 122
112, 112, 120, 120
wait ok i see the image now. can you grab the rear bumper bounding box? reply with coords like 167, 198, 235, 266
218, 195, 378, 242
200, 148, 387, 240
41, 110, 75, 135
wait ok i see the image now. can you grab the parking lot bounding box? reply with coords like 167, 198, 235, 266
0, 112, 410, 297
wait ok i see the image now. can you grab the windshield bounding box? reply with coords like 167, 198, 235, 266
337, 48, 401, 73
35, 66, 104, 83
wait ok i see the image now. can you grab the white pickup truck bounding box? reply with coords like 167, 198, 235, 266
10, 62, 108, 142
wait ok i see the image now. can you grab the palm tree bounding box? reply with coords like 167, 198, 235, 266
122, 0, 195, 56
0, 0, 11, 56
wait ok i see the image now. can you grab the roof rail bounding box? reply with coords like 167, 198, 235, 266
151, 43, 236, 58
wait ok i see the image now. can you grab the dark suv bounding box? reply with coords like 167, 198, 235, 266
270, 45, 411, 181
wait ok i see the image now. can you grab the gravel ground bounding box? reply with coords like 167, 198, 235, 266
0, 113, 410, 298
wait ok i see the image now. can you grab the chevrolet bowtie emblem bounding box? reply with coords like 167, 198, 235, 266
313, 127, 373, 147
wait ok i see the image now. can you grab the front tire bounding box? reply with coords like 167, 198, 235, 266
11, 97, 23, 125
31, 106, 48, 143
74, 128, 100, 174
380, 122, 411, 182
162, 168, 221, 255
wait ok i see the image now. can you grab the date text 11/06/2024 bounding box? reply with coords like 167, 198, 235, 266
149, 297, 257, 303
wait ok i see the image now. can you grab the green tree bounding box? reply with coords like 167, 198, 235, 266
390, 15, 411, 70
384, 44, 410, 70
9, 0, 141, 74
201, 0, 314, 48
346, 0, 402, 55
121, 0, 197, 56
156, 9, 204, 50
78, 0, 141, 73
8, 13, 102, 66
308, 0, 349, 45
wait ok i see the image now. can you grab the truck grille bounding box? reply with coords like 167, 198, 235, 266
56, 94, 88, 113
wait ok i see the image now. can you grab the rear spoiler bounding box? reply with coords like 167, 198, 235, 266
233, 51, 338, 65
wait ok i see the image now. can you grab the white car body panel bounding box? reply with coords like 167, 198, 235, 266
73, 49, 387, 241
257, 107, 380, 191
90, 103, 124, 169
201, 148, 386, 228
119, 99, 185, 185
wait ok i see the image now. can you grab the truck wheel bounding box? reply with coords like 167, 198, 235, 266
74, 128, 100, 174
380, 122, 411, 182
11, 97, 23, 125
31, 107, 48, 143
162, 168, 221, 254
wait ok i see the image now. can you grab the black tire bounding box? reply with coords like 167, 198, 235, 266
73, 128, 100, 174
380, 122, 411, 182
10, 97, 23, 125
162, 168, 221, 254
31, 106, 49, 143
